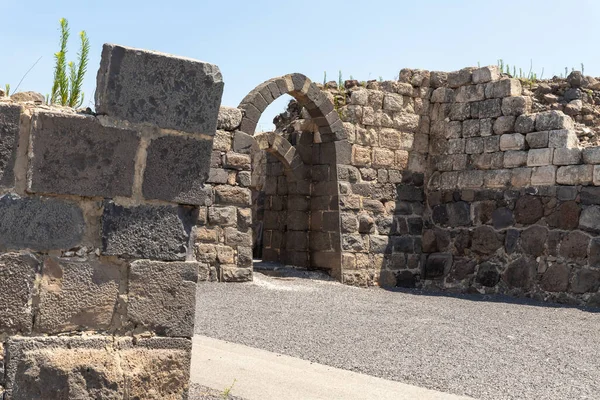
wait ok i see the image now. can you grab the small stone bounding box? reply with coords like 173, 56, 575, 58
530, 166, 556, 185
10, 91, 45, 104
553, 148, 582, 166
541, 263, 570, 292
472, 226, 502, 255
527, 148, 553, 167
472, 66, 500, 84
503, 256, 537, 289
515, 114, 536, 134
583, 147, 600, 164
559, 231, 590, 260
556, 165, 593, 186
499, 133, 525, 151
476, 262, 500, 287
216, 107, 243, 130
485, 78, 521, 98
579, 206, 600, 233
520, 225, 548, 256
503, 151, 527, 168
525, 131, 549, 148
535, 111, 574, 132
492, 207, 513, 229
501, 96, 531, 116
493, 116, 516, 134
423, 253, 452, 279
514, 195, 543, 224
548, 129, 578, 148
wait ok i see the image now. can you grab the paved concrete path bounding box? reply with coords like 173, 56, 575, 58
195, 273, 600, 400
190, 335, 473, 400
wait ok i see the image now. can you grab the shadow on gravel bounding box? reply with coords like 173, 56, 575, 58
253, 260, 335, 282
379, 285, 600, 313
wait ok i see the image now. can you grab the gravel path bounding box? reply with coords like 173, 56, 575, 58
195, 273, 600, 400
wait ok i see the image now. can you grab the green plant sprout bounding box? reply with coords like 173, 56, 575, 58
50, 18, 90, 108
4, 84, 9, 96
222, 378, 237, 399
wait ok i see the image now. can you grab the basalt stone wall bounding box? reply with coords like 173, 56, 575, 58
313, 66, 600, 306
423, 66, 600, 307
0, 44, 223, 399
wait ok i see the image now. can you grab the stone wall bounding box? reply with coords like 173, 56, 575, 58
316, 66, 600, 307
0, 44, 223, 399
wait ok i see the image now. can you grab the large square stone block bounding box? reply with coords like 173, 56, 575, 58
28, 111, 139, 198
0, 194, 84, 251
142, 134, 213, 205
37, 257, 122, 333
101, 201, 196, 261
96, 43, 224, 134
129, 260, 201, 337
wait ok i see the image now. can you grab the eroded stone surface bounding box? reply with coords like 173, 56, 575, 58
4, 336, 191, 400
142, 134, 213, 205
28, 111, 139, 198
129, 260, 201, 337
101, 202, 196, 261
37, 257, 121, 334
0, 194, 84, 251
0, 253, 39, 334
0, 103, 21, 188
96, 43, 224, 134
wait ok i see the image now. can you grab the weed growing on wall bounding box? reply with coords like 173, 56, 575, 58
50, 18, 90, 108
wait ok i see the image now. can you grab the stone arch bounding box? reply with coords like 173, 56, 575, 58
238, 74, 344, 280
238, 73, 344, 141
253, 131, 305, 182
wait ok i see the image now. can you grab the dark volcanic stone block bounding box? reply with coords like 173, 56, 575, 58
101, 201, 197, 260
424, 253, 452, 279
0, 252, 39, 334
476, 262, 500, 287
503, 256, 537, 289
37, 257, 121, 334
95, 43, 224, 134
142, 135, 213, 205
0, 103, 21, 188
28, 111, 139, 198
0, 194, 84, 251
129, 260, 200, 337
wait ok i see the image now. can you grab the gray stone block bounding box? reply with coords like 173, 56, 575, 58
535, 110, 574, 132
0, 103, 21, 188
37, 257, 121, 334
28, 111, 139, 198
96, 43, 224, 134
0, 194, 84, 251
142, 134, 213, 205
233, 131, 256, 154
0, 252, 39, 334
4, 336, 191, 400
101, 201, 196, 260
583, 147, 600, 164
129, 260, 199, 337
526, 131, 548, 148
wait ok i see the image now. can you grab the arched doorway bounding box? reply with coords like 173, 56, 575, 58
238, 74, 344, 280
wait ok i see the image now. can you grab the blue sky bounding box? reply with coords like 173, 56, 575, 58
2, 0, 599, 130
